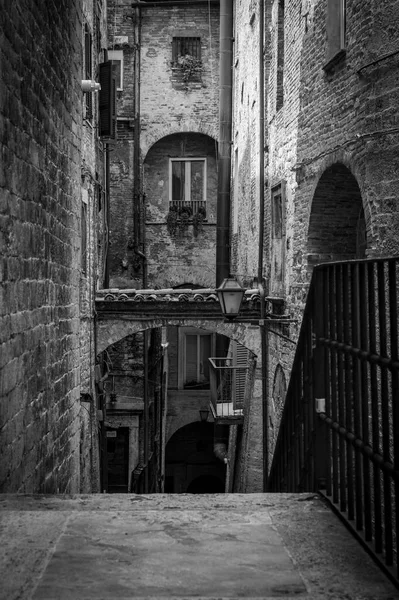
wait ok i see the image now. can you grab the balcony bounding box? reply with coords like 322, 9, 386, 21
209, 356, 254, 424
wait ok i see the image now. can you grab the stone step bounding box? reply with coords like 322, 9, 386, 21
0, 493, 396, 599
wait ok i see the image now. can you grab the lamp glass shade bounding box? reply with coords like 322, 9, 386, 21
216, 277, 245, 318
199, 409, 209, 422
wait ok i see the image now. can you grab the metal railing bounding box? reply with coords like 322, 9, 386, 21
169, 199, 207, 216
208, 357, 254, 420
269, 256, 399, 584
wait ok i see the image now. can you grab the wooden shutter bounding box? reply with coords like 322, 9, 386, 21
324, 0, 345, 69
99, 61, 117, 138
232, 342, 249, 410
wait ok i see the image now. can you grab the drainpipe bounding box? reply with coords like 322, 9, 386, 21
132, 6, 149, 491
216, 0, 233, 286
133, 5, 147, 287
257, 0, 269, 491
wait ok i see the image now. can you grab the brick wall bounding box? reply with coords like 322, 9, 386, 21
261, 0, 399, 471
106, 0, 220, 289
231, 0, 263, 287
0, 0, 83, 492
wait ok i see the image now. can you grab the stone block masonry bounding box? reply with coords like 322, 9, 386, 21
0, 1, 83, 492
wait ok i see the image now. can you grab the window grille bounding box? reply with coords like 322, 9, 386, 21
172, 37, 201, 63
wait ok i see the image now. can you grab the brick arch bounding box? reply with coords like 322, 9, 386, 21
307, 151, 375, 252
307, 161, 368, 270
96, 318, 261, 359
141, 120, 218, 159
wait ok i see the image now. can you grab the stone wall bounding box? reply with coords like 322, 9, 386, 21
0, 0, 83, 492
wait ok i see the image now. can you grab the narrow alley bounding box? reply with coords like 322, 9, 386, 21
1, 493, 397, 600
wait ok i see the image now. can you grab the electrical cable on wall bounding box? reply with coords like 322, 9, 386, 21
292, 127, 399, 172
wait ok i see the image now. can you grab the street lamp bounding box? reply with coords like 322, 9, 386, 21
216, 276, 245, 320
199, 408, 209, 422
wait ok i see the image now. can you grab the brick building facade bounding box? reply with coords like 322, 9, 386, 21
0, 0, 108, 493
233, 0, 399, 459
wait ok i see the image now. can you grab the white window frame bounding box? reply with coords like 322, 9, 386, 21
178, 327, 215, 390
169, 157, 207, 208
108, 50, 124, 91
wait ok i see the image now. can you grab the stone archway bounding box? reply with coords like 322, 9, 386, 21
96, 317, 261, 359
307, 163, 366, 271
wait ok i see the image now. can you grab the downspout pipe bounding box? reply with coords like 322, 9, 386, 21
133, 5, 147, 288
216, 0, 233, 286
258, 0, 269, 491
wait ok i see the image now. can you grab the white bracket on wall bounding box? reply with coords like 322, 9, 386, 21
81, 80, 101, 93
315, 398, 326, 413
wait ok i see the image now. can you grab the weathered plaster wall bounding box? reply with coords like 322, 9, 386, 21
106, 0, 220, 289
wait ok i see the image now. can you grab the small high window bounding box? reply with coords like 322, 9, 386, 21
169, 158, 206, 214
84, 23, 93, 120
324, 0, 346, 70
276, 0, 285, 112
172, 37, 201, 63
81, 198, 88, 275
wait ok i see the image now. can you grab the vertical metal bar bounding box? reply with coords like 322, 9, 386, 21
368, 261, 382, 554
342, 262, 354, 521
359, 261, 372, 541
313, 268, 327, 492
378, 260, 393, 565
336, 263, 346, 512
388, 259, 399, 577
351, 262, 364, 532
303, 308, 312, 490
323, 267, 332, 497
330, 265, 339, 504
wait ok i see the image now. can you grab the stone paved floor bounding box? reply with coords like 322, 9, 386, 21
0, 493, 397, 600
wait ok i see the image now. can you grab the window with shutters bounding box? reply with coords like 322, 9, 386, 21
108, 50, 124, 90
99, 61, 117, 139
84, 23, 93, 120
231, 341, 250, 411
324, 0, 346, 70
179, 328, 215, 390
169, 158, 206, 214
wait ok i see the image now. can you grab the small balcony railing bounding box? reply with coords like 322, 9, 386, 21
209, 357, 253, 421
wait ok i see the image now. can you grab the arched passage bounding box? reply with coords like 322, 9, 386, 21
165, 422, 226, 493
307, 163, 366, 270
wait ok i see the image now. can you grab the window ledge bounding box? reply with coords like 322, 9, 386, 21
323, 49, 346, 72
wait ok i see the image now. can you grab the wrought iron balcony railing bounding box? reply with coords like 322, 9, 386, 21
209, 354, 255, 422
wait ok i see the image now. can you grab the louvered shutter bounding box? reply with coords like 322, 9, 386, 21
232, 342, 248, 410
99, 61, 117, 138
